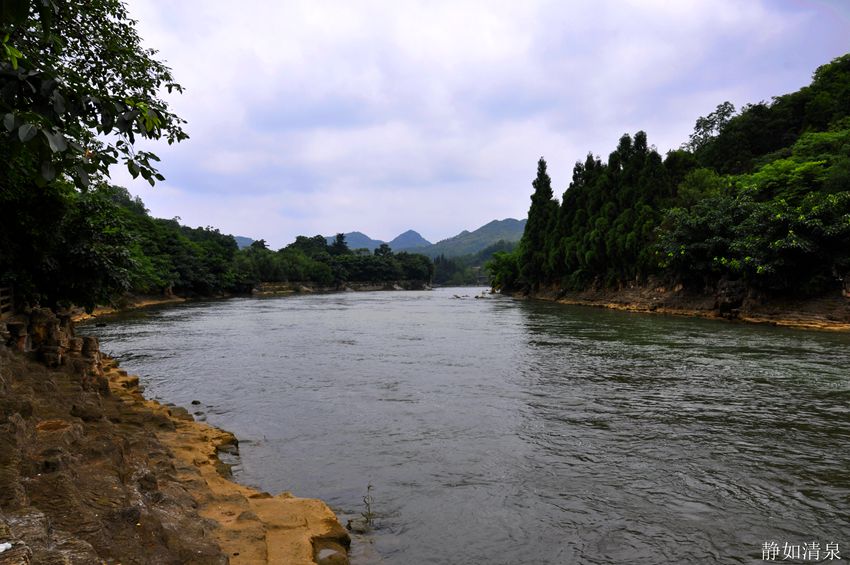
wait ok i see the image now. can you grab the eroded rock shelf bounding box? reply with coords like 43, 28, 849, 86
0, 309, 349, 564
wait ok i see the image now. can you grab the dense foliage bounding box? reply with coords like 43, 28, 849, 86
234, 234, 433, 290
1, 0, 186, 188
0, 171, 134, 310
1, 0, 187, 310
490, 54, 850, 298
658, 126, 850, 294
3, 177, 435, 310
2, 1, 430, 310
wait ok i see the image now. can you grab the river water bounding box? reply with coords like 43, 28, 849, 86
79, 288, 850, 564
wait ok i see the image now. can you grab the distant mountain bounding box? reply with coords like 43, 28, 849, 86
326, 231, 386, 252
325, 219, 525, 257
389, 230, 432, 251
233, 236, 255, 249
410, 218, 527, 258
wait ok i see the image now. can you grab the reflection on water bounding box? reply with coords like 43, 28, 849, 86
79, 288, 850, 564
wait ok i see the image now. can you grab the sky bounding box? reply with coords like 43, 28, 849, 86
115, 0, 850, 249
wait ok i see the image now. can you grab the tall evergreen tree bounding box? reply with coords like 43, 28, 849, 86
487, 55, 850, 297
329, 233, 350, 256
518, 157, 558, 290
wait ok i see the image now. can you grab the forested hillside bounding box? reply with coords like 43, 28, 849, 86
0, 183, 433, 311
489, 54, 850, 298
409, 218, 526, 258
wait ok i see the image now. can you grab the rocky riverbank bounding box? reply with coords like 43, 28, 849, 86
0, 309, 350, 564
523, 281, 850, 331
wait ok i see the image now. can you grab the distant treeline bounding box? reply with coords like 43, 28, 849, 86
237, 234, 433, 290
489, 54, 850, 297
0, 183, 433, 311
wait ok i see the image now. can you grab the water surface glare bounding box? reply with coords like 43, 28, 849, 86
80, 288, 850, 564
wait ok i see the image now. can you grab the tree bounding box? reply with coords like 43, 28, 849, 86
329, 233, 350, 256
0, 181, 134, 310
0, 0, 186, 309
517, 157, 558, 289
692, 55, 850, 175
395, 252, 433, 282
486, 251, 519, 291
1, 0, 187, 188
674, 168, 726, 207
374, 243, 393, 257
687, 101, 735, 152
287, 235, 329, 258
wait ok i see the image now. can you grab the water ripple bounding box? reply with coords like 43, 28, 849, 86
79, 289, 850, 564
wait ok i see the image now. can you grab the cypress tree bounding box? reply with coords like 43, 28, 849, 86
518, 157, 558, 290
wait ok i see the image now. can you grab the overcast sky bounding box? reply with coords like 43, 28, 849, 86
116, 0, 849, 248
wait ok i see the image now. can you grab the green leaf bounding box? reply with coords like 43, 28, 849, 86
43, 130, 67, 152
52, 91, 65, 114
101, 111, 114, 133
18, 123, 37, 142
115, 116, 130, 133
75, 165, 90, 188
3, 113, 14, 132
40, 160, 56, 181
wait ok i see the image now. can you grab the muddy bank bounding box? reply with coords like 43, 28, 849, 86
0, 310, 349, 564
523, 282, 850, 331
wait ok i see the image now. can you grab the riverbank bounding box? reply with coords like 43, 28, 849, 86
0, 312, 350, 564
522, 283, 850, 331
108, 360, 351, 565
71, 293, 189, 322
71, 282, 434, 322
254, 280, 431, 296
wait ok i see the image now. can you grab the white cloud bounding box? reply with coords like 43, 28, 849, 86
118, 0, 849, 248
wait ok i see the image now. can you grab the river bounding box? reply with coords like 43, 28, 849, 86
78, 288, 850, 564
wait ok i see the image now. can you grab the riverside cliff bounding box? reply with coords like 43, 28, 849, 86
0, 309, 350, 564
